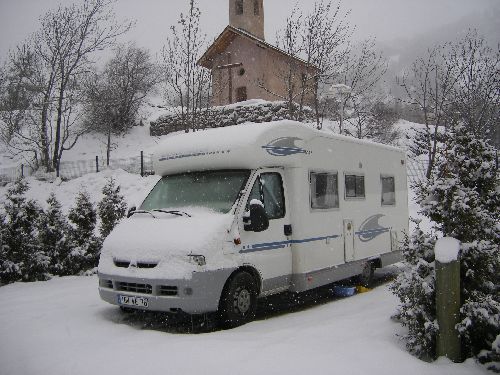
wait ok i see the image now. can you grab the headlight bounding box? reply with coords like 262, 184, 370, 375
188, 255, 206, 266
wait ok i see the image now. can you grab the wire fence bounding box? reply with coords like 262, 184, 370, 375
407, 158, 429, 185
0, 152, 154, 185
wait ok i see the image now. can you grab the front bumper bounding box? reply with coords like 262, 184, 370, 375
98, 268, 235, 314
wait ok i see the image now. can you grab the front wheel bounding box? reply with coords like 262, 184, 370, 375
218, 272, 258, 328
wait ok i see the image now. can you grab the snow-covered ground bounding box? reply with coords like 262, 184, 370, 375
0, 273, 487, 375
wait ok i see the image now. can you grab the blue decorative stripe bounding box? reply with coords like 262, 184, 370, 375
291, 235, 339, 244
355, 228, 390, 236
159, 149, 231, 162
242, 245, 288, 252
240, 234, 339, 254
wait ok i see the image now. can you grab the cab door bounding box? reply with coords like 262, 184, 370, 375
238, 169, 292, 294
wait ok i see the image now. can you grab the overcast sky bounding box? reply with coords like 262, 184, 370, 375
0, 0, 498, 62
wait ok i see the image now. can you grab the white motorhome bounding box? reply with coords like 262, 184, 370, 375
98, 121, 408, 327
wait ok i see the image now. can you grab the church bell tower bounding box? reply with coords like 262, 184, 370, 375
229, 0, 265, 40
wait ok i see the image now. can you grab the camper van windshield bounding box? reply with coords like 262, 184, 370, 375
140, 170, 250, 214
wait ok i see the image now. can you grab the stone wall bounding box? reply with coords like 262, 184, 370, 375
150, 101, 315, 136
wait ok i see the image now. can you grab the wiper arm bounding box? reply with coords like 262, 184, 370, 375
152, 209, 192, 217
129, 210, 156, 218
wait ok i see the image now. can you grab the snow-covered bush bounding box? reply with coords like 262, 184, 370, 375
38, 193, 71, 276
0, 179, 50, 284
390, 221, 438, 359
98, 178, 127, 238
66, 191, 102, 274
392, 124, 500, 362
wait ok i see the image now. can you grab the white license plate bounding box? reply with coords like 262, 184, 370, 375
118, 295, 149, 308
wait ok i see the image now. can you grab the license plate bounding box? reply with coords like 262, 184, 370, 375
118, 295, 149, 308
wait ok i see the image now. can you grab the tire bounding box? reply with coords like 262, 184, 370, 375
218, 272, 258, 328
357, 261, 375, 288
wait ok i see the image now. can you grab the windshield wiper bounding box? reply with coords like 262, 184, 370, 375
129, 210, 156, 218
152, 209, 192, 217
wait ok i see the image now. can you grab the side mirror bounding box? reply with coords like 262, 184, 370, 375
244, 201, 269, 232
127, 206, 137, 218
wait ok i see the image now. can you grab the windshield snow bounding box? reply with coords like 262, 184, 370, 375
140, 170, 250, 214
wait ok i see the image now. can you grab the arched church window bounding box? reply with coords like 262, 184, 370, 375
254, 0, 260, 15
236, 0, 244, 15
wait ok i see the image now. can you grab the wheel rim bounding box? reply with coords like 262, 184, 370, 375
234, 288, 251, 314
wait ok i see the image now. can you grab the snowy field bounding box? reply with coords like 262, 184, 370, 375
0, 272, 487, 375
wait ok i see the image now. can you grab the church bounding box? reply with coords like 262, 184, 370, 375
198, 0, 317, 107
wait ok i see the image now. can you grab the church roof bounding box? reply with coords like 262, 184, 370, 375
197, 25, 319, 71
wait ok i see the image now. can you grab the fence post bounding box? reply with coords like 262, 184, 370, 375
96, 156, 99, 173
21, 164, 24, 178
435, 237, 462, 363
140, 151, 144, 177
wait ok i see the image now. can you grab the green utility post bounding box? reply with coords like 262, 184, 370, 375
435, 237, 462, 363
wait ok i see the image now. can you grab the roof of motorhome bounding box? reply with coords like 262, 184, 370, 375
151, 120, 404, 176
152, 120, 403, 155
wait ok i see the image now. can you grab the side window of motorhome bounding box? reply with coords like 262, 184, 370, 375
345, 175, 365, 199
310, 172, 339, 209
247, 173, 285, 219
381, 176, 396, 205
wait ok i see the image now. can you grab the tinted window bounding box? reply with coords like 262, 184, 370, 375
381, 176, 395, 205
247, 173, 285, 219
311, 172, 339, 209
345, 175, 365, 198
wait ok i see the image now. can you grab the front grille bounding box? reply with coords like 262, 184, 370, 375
114, 260, 158, 269
137, 262, 157, 269
117, 282, 152, 295
159, 285, 178, 296
114, 260, 130, 268
99, 279, 113, 289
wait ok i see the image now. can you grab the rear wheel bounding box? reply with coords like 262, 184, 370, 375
218, 272, 258, 328
357, 261, 375, 288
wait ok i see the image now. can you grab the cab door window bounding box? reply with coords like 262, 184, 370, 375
247, 173, 285, 219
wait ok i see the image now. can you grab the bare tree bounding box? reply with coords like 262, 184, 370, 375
447, 31, 499, 147
332, 39, 388, 135
0, 43, 57, 169
162, 0, 211, 132
301, 1, 350, 127
398, 44, 460, 178
263, 6, 304, 120
259, 0, 350, 125
399, 30, 499, 177
38, 0, 132, 175
84, 44, 158, 165
0, 0, 131, 176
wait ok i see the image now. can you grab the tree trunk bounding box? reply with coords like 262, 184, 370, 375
40, 93, 52, 172
53, 81, 65, 178
106, 128, 111, 166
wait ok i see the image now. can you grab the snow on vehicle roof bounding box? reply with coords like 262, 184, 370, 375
151, 120, 404, 176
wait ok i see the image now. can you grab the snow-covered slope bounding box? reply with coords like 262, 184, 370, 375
0, 106, 170, 170
0, 168, 160, 214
